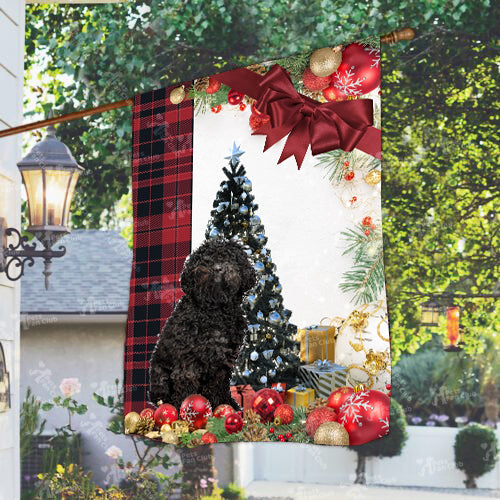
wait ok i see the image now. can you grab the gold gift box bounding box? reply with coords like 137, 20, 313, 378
285, 386, 315, 407
296, 322, 337, 363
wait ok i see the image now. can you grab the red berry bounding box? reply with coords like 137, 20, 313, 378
211, 105, 222, 113
386, 384, 391, 390
344, 161, 350, 167
364, 229, 370, 236
227, 88, 244, 105
362, 216, 373, 227
387, 392, 391, 397
278, 434, 284, 440
239, 103, 247, 111
285, 432, 292, 439
344, 171, 355, 181
269, 427, 274, 433
352, 196, 357, 202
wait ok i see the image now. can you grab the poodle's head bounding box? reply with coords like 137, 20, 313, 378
180, 238, 256, 305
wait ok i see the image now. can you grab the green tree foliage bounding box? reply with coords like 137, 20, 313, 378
454, 423, 498, 488
382, 30, 499, 361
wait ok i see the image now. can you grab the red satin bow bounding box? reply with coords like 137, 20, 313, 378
252, 65, 374, 168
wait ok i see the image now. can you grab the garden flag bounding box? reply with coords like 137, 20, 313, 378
124, 38, 391, 446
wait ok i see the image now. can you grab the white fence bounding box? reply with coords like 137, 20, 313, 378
234, 426, 500, 489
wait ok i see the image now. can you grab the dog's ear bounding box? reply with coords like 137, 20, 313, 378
181, 261, 210, 296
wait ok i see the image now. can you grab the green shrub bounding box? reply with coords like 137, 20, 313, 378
454, 423, 498, 488
222, 482, 247, 499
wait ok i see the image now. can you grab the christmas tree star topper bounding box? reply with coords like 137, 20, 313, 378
225, 141, 245, 165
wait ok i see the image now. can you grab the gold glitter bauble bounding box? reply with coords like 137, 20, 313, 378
349, 310, 369, 332
170, 85, 185, 105
160, 423, 172, 434
309, 47, 342, 77
363, 349, 387, 375
314, 422, 350, 446
353, 384, 366, 393
124, 411, 140, 434
365, 170, 382, 186
162, 430, 179, 445
171, 420, 190, 435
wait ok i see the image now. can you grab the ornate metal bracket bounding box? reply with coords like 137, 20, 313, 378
0, 218, 66, 290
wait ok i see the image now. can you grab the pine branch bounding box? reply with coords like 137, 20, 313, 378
357, 35, 381, 49
274, 50, 312, 85
188, 83, 231, 115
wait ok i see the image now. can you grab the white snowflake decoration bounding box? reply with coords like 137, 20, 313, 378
333, 67, 364, 96
181, 401, 199, 425
339, 390, 374, 426
364, 46, 380, 69
378, 416, 390, 438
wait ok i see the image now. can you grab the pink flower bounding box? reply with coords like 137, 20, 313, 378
200, 479, 208, 489
59, 378, 81, 398
105, 445, 123, 460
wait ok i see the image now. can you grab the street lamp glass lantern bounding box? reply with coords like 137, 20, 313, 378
17, 126, 83, 249
420, 300, 440, 327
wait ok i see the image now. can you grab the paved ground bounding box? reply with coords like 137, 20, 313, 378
245, 481, 500, 500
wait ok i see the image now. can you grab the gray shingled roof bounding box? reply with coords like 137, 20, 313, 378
21, 230, 132, 314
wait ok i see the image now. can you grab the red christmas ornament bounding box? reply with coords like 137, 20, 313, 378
338, 389, 390, 446
179, 394, 212, 430
327, 386, 354, 412
344, 171, 355, 181
201, 432, 218, 444
386, 384, 391, 390
362, 216, 373, 227
140, 408, 154, 420
227, 88, 244, 105
274, 403, 294, 425
213, 404, 235, 420
206, 77, 221, 94
322, 84, 347, 102
249, 113, 270, 132
269, 427, 275, 433
224, 412, 244, 434
251, 389, 283, 423
302, 66, 331, 91
154, 403, 178, 427
331, 43, 380, 97
305, 407, 337, 439
211, 105, 222, 114
239, 103, 247, 111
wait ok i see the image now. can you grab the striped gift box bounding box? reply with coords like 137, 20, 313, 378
298, 361, 347, 399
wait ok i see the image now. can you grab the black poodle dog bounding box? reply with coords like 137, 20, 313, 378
149, 238, 256, 410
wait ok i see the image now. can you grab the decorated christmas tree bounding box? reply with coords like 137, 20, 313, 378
205, 143, 301, 389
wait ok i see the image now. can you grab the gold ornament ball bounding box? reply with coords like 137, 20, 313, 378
365, 170, 382, 186
171, 420, 190, 435
170, 86, 185, 105
309, 47, 342, 77
124, 411, 140, 434
314, 422, 350, 446
162, 430, 179, 445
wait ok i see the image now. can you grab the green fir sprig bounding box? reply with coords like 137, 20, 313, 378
339, 223, 385, 305
357, 35, 381, 49
274, 50, 312, 85
188, 83, 231, 115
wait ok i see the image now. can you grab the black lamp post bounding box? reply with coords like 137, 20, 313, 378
0, 126, 83, 289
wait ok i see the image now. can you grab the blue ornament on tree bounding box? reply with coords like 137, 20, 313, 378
269, 370, 276, 378
224, 220, 230, 227
250, 215, 261, 225
276, 356, 283, 365
209, 227, 220, 238
248, 323, 260, 333
260, 375, 268, 384
243, 178, 252, 192
258, 277, 266, 287
254, 261, 264, 272
269, 311, 281, 324
257, 311, 264, 321
263, 349, 274, 360
274, 283, 282, 293
250, 351, 259, 361
269, 299, 279, 308
282, 309, 292, 320
247, 295, 257, 308
243, 369, 251, 377
239, 205, 249, 215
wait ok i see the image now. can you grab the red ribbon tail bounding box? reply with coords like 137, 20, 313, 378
277, 120, 310, 169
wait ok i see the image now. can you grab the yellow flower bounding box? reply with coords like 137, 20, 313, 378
37, 473, 44, 480
68, 463, 74, 474
56, 464, 65, 474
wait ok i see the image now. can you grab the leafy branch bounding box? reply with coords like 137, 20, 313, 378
340, 223, 385, 305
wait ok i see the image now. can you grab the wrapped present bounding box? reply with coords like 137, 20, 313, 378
271, 382, 286, 395
297, 318, 338, 363
230, 385, 255, 410
299, 360, 347, 399
285, 384, 315, 407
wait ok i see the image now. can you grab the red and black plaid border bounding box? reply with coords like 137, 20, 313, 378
124, 85, 194, 414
